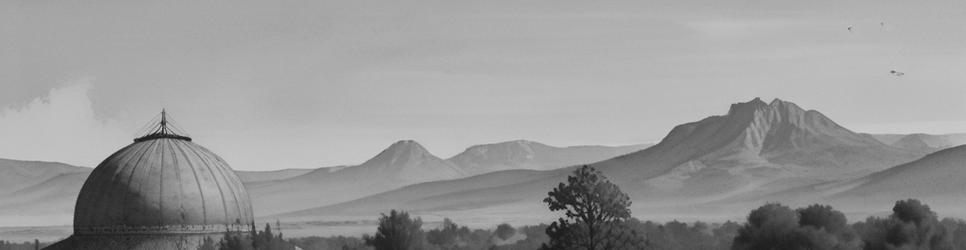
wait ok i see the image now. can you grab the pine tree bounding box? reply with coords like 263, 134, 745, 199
541, 165, 644, 250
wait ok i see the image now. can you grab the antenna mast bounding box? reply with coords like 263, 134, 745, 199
133, 109, 192, 142
160, 108, 168, 134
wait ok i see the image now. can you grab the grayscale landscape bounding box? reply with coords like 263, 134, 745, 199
2, 0, 966, 249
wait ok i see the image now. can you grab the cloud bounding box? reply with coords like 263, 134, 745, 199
0, 79, 130, 167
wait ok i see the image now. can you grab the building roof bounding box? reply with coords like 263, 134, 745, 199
72, 113, 252, 235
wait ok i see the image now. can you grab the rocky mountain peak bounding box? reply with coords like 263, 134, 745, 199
363, 140, 439, 166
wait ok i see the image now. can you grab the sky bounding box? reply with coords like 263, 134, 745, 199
2, 0, 965, 170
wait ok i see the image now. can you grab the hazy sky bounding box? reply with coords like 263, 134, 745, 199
2, 0, 965, 170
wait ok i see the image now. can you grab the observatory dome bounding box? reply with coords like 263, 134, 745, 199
74, 137, 253, 234
46, 111, 253, 250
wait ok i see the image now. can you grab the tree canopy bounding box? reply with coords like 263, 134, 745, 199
365, 210, 425, 250
495, 223, 516, 241
733, 203, 861, 250
542, 165, 644, 250
854, 199, 952, 250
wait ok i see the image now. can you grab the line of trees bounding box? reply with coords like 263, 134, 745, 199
287, 219, 745, 250
732, 199, 966, 250
219, 164, 966, 250
355, 210, 543, 250
0, 239, 43, 250
538, 165, 966, 250
540, 165, 966, 250
198, 223, 296, 250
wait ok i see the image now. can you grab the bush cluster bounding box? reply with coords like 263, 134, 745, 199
0, 240, 44, 250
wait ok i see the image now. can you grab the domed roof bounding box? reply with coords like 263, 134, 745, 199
73, 113, 252, 235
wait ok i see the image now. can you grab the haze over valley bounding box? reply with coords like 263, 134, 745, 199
0, 138, 651, 227
3, 98, 966, 241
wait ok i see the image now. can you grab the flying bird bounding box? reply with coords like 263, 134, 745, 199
848, 26, 853, 32
890, 70, 905, 77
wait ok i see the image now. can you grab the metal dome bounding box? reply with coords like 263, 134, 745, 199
72, 118, 252, 235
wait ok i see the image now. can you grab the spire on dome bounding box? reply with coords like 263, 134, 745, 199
134, 109, 192, 142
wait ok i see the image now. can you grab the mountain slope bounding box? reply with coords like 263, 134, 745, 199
252, 140, 652, 215
248, 140, 466, 215
448, 140, 652, 176
816, 144, 966, 218
867, 134, 906, 145
835, 144, 966, 199
236, 168, 315, 183
0, 158, 331, 226
883, 133, 966, 154
353, 140, 466, 183
281, 98, 924, 220
589, 98, 919, 200
0, 172, 90, 217
0, 159, 92, 226
279, 169, 556, 218
0, 159, 90, 195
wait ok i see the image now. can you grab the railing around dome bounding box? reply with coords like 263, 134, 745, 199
133, 109, 193, 142
134, 133, 193, 142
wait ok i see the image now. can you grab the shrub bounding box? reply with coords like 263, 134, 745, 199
364, 210, 425, 250
495, 224, 516, 241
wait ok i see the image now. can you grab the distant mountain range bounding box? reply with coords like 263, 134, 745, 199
449, 140, 650, 176
868, 133, 966, 154
276, 98, 933, 222
246, 140, 652, 215
0, 139, 650, 225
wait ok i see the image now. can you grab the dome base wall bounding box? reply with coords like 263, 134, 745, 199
44, 233, 232, 250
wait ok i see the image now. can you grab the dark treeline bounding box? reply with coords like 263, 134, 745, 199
732, 200, 966, 250
198, 223, 297, 250
18, 164, 966, 250
0, 239, 44, 250
286, 218, 741, 250
288, 216, 550, 250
